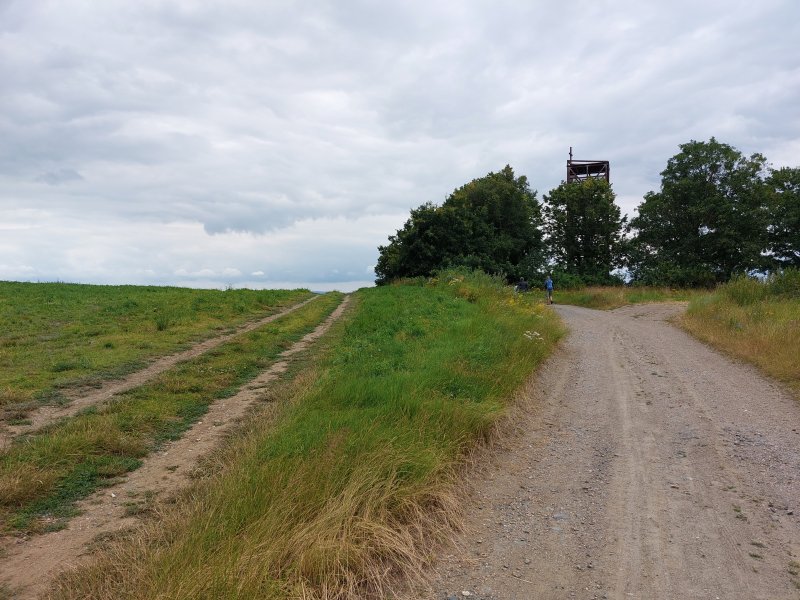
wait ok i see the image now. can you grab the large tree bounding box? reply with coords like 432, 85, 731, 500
375, 166, 543, 284
628, 138, 769, 286
766, 166, 800, 267
543, 178, 625, 283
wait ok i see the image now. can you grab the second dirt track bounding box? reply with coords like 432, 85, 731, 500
426, 303, 800, 600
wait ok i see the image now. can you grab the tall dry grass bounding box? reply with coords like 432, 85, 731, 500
681, 270, 800, 394
555, 285, 700, 310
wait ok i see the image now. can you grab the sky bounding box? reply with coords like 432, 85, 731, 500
2, 1, 799, 292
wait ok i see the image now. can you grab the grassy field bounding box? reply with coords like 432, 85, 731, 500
681, 270, 800, 395
0, 282, 312, 409
553, 285, 700, 310
0, 292, 343, 534
51, 271, 564, 599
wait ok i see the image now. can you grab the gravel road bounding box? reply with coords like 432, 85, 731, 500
424, 303, 800, 600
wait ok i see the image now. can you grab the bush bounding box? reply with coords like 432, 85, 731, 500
722, 269, 800, 306
722, 275, 769, 305
768, 268, 800, 299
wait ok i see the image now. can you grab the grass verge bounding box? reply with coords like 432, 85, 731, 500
0, 293, 343, 533
554, 285, 700, 310
0, 282, 312, 408
50, 271, 563, 599
681, 270, 800, 395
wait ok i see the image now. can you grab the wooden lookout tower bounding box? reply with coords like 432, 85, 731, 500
566, 147, 609, 183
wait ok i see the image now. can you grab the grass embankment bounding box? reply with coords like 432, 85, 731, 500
0, 282, 312, 410
53, 271, 563, 599
0, 293, 343, 533
555, 285, 699, 310
681, 270, 800, 395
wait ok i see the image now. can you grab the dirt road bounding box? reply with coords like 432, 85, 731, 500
425, 303, 800, 599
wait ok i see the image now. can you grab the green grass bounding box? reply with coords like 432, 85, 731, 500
555, 285, 700, 310
0, 293, 343, 533
51, 271, 564, 599
681, 270, 800, 395
0, 282, 312, 408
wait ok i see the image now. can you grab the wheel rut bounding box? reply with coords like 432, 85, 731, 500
0, 296, 319, 448
0, 295, 350, 599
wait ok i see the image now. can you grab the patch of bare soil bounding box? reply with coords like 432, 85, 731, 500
0, 296, 350, 599
422, 303, 800, 599
0, 296, 319, 448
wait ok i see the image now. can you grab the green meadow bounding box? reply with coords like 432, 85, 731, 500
0, 291, 343, 533
0, 282, 312, 409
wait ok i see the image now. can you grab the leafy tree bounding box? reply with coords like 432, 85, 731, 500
766, 166, 800, 267
628, 138, 769, 286
543, 178, 625, 284
374, 203, 467, 283
375, 166, 543, 284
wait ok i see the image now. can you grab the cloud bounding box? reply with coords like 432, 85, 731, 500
1, 0, 798, 287
35, 168, 83, 185
0, 206, 403, 291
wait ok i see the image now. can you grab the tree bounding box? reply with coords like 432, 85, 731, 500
374, 203, 467, 283
766, 166, 800, 267
628, 138, 769, 286
543, 178, 625, 283
375, 166, 544, 284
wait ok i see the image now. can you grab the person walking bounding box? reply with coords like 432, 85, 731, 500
544, 274, 554, 304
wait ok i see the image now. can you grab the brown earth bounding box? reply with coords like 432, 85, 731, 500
0, 295, 319, 449
423, 303, 800, 600
0, 296, 350, 599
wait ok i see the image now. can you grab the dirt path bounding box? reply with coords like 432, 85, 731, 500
0, 295, 319, 448
0, 296, 350, 600
424, 303, 800, 600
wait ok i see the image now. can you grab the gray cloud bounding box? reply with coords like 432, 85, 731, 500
1, 0, 798, 289
35, 168, 83, 185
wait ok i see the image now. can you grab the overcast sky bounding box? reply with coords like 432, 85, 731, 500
2, 1, 798, 291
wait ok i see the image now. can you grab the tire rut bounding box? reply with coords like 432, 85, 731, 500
0, 295, 319, 448
0, 295, 350, 600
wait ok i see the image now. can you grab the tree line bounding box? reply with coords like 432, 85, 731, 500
375, 138, 799, 287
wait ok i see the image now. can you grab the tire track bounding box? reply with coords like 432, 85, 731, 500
0, 295, 350, 599
0, 295, 319, 448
